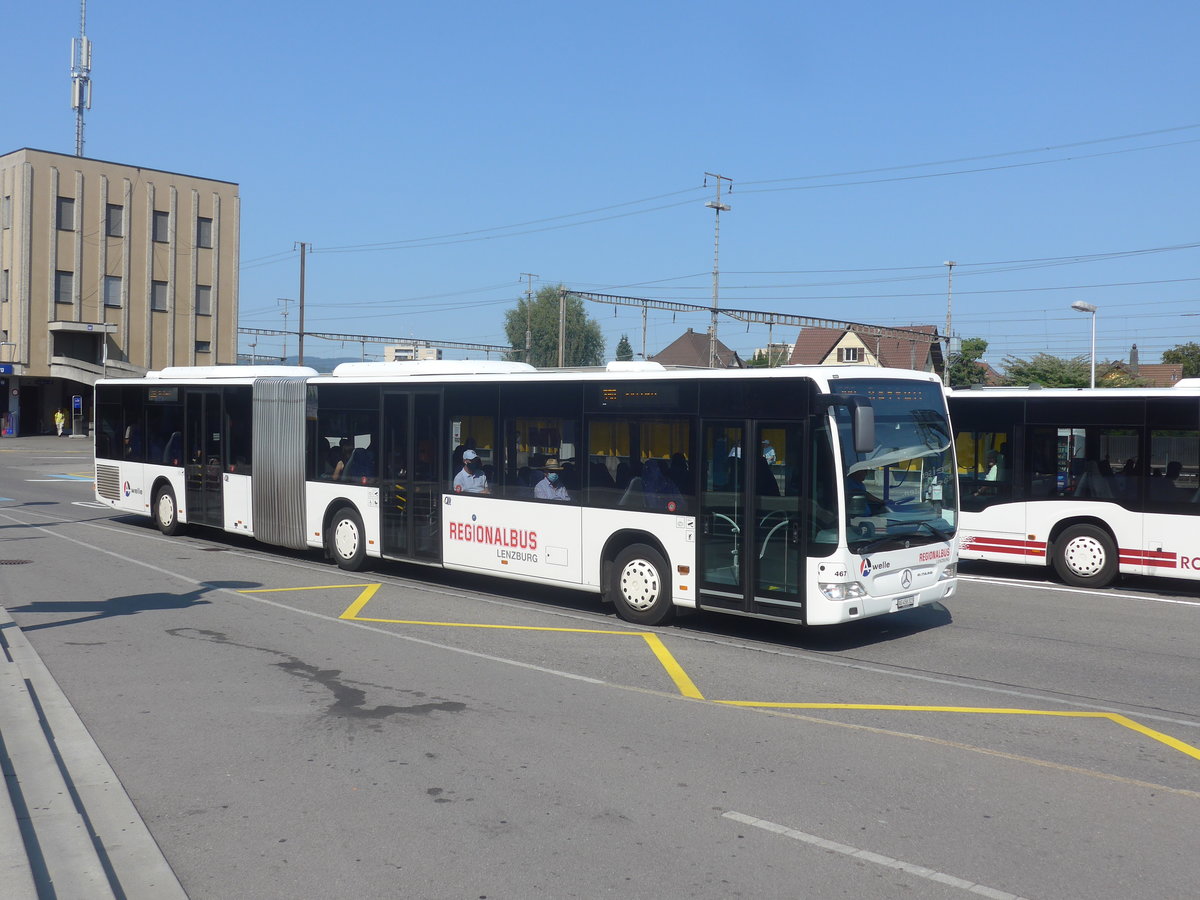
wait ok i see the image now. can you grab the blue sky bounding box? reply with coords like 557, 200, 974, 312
6, 2, 1198, 368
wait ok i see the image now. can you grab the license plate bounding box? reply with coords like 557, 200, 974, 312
895, 594, 917, 610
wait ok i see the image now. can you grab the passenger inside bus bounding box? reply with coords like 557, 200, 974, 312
533, 458, 570, 501
453, 448, 490, 494
329, 439, 352, 479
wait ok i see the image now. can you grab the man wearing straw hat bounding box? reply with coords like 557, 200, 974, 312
533, 457, 571, 501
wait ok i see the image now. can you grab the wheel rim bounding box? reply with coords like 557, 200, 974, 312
334, 518, 360, 560
619, 558, 661, 611
158, 492, 174, 527
1063, 535, 1106, 577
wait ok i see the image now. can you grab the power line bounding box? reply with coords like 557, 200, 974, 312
237, 123, 1200, 259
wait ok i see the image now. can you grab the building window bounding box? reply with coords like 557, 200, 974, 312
151, 280, 168, 311
153, 210, 170, 243
1, 269, 9, 303
106, 204, 125, 237
55, 270, 74, 304
195, 340, 212, 354
196, 216, 213, 249
56, 197, 76, 231
1, 195, 11, 229
195, 284, 212, 316
104, 275, 123, 308
837, 347, 861, 363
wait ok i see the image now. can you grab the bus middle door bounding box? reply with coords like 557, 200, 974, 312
184, 389, 224, 528
381, 391, 442, 561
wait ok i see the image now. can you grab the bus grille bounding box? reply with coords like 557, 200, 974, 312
96, 464, 121, 500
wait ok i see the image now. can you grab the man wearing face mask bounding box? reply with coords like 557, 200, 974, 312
534, 457, 571, 501
453, 448, 490, 494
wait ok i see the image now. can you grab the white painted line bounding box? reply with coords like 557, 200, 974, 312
723, 811, 1028, 899
961, 574, 1200, 607
10, 505, 1200, 730
0, 511, 609, 688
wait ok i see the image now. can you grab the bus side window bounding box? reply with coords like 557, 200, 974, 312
958, 429, 1013, 511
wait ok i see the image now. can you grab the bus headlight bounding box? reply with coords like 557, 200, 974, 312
818, 581, 867, 601
938, 562, 958, 581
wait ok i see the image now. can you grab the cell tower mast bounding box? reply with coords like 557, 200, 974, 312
71, 0, 93, 157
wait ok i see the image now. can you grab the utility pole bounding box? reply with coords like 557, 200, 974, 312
704, 173, 732, 368
943, 260, 956, 386
296, 242, 309, 365
640, 299, 648, 360
520, 272, 537, 363
277, 297, 294, 361
70, 1, 92, 157
557, 287, 567, 367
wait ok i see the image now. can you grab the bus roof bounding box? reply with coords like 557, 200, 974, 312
102, 362, 946, 388
949, 382, 1200, 398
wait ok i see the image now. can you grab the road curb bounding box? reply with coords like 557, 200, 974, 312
0, 605, 187, 899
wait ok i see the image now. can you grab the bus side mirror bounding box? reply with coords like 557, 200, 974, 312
854, 406, 875, 454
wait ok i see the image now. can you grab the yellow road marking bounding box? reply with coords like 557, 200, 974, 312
718, 702, 1200, 761
237, 582, 1199, 762
642, 633, 704, 699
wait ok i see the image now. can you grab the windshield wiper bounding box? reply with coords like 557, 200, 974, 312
913, 519, 953, 542
850, 519, 953, 555
851, 534, 902, 555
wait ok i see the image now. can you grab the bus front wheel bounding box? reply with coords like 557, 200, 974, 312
154, 485, 182, 536
329, 507, 366, 571
610, 543, 674, 626
1052, 524, 1117, 587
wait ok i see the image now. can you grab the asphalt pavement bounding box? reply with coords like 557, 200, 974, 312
1, 434, 186, 899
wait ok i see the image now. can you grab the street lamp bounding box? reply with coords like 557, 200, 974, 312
1071, 301, 1098, 388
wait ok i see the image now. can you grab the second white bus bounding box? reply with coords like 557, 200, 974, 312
949, 381, 1200, 588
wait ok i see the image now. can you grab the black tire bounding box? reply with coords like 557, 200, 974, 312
329, 507, 367, 571
154, 484, 182, 536
1052, 524, 1117, 587
610, 543, 674, 626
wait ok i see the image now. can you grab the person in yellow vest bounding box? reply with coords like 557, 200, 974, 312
54, 408, 66, 437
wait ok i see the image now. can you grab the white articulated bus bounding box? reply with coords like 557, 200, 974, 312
949, 381, 1200, 588
94, 361, 958, 626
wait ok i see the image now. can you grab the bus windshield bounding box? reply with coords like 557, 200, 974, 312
831, 378, 957, 553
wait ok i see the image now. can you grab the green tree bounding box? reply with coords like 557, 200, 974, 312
747, 346, 789, 368
946, 337, 990, 387
615, 334, 634, 361
1002, 353, 1091, 388
503, 285, 605, 367
1162, 341, 1200, 378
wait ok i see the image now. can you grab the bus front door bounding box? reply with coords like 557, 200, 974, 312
699, 420, 805, 621
184, 390, 224, 528
381, 391, 441, 561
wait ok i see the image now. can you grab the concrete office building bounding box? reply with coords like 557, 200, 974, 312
0, 148, 239, 436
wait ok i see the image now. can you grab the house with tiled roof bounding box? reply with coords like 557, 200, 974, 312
1123, 344, 1185, 387
787, 324, 943, 376
650, 328, 744, 368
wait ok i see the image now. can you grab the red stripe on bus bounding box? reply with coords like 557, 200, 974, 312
1120, 550, 1178, 569
962, 536, 1047, 557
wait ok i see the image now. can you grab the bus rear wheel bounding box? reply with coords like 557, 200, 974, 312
1052, 524, 1117, 587
611, 543, 674, 626
329, 507, 366, 571
154, 485, 182, 536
